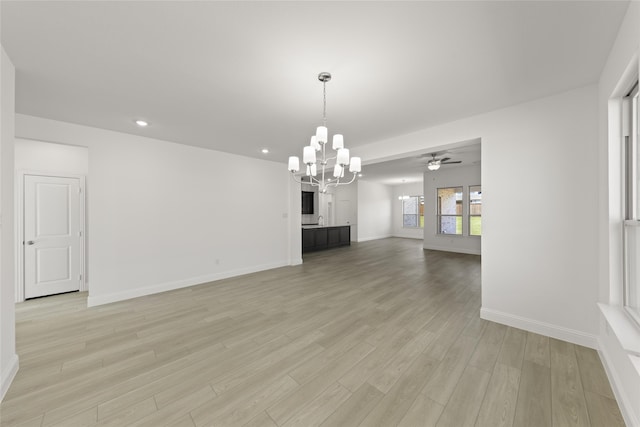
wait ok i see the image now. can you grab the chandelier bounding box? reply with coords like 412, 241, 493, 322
287, 72, 361, 193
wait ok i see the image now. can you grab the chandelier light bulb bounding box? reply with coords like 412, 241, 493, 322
316, 126, 328, 144
303, 146, 316, 165
310, 136, 321, 151
349, 157, 361, 173
288, 156, 300, 172
337, 148, 350, 166
332, 134, 344, 150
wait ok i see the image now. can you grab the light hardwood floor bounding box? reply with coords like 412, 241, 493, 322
1, 238, 625, 426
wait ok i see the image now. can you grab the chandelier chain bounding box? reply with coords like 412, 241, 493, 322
323, 81, 327, 126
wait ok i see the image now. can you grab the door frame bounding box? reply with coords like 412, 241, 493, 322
16, 170, 86, 302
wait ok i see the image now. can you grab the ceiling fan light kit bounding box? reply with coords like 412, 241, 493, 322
425, 153, 461, 171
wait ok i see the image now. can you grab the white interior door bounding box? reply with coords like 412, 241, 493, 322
24, 175, 81, 299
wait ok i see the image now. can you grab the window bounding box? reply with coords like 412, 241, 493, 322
402, 196, 424, 228
469, 185, 482, 236
437, 187, 462, 235
624, 82, 640, 325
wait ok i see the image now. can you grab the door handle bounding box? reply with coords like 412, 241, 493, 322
26, 240, 35, 245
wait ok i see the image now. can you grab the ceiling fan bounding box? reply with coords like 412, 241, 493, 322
423, 153, 461, 171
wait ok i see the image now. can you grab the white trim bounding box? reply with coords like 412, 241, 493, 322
0, 354, 18, 402
391, 235, 423, 240
480, 307, 598, 349
598, 303, 640, 356
423, 244, 481, 256
290, 257, 303, 266
357, 234, 393, 242
87, 260, 291, 307
15, 170, 86, 302
598, 338, 640, 427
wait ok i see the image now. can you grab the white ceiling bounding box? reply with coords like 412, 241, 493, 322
1, 1, 628, 182
361, 140, 482, 185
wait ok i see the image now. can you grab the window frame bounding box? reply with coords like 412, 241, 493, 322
624, 82, 640, 327
401, 195, 424, 229
469, 185, 482, 237
436, 186, 463, 236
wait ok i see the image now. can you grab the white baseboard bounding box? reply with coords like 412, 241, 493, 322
356, 234, 392, 243
1, 354, 19, 402
391, 235, 423, 240
480, 307, 598, 349
597, 337, 640, 427
87, 260, 291, 307
423, 244, 481, 255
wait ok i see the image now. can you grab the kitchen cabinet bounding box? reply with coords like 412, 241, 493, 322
302, 225, 350, 253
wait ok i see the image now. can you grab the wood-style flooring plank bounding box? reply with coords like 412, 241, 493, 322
435, 366, 491, 427
474, 363, 520, 427
583, 390, 626, 427
496, 327, 526, 369
550, 338, 591, 427
574, 346, 615, 399
359, 353, 439, 426
513, 360, 552, 427
523, 331, 550, 368
468, 322, 507, 373
397, 394, 444, 427
421, 333, 480, 406
318, 383, 384, 427
266, 341, 375, 426
280, 382, 351, 427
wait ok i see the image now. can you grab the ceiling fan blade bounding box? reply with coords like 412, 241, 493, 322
440, 157, 451, 162
441, 161, 462, 164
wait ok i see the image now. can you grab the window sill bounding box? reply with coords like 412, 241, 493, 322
598, 303, 640, 357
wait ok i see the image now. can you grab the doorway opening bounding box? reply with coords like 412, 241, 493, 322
17, 173, 86, 301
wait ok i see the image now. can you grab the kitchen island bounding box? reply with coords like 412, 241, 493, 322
302, 225, 350, 253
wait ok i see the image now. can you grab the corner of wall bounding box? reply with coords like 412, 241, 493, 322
0, 44, 18, 402
0, 354, 18, 401
480, 307, 598, 349
597, 330, 640, 427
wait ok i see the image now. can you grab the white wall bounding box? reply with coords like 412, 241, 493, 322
15, 115, 294, 307
15, 139, 88, 175
597, 2, 640, 426
353, 85, 599, 349
0, 46, 18, 402
356, 180, 392, 242
424, 165, 481, 255
335, 182, 358, 241
391, 182, 424, 240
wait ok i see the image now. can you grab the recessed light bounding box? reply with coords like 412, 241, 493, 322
135, 120, 149, 127
261, 148, 269, 154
